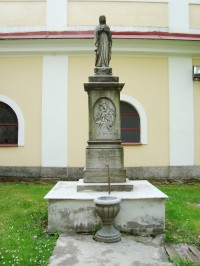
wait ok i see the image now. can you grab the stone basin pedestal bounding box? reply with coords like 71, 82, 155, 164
94, 196, 121, 243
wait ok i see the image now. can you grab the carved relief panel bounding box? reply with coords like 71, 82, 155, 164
93, 97, 116, 131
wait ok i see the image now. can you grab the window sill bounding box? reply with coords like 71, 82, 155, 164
122, 143, 142, 146
0, 144, 18, 147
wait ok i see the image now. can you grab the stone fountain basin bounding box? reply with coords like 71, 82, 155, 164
94, 196, 121, 205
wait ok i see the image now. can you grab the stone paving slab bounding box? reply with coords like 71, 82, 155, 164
48, 234, 173, 266
165, 244, 200, 264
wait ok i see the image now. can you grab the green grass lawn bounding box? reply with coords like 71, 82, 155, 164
0, 182, 57, 266
158, 185, 200, 249
0, 182, 199, 266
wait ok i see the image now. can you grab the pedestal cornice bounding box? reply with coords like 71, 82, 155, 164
84, 82, 125, 92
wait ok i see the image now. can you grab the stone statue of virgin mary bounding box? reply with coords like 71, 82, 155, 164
94, 15, 112, 68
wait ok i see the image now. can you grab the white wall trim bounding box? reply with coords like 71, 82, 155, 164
46, 0, 67, 30
169, 57, 194, 166
1, 39, 200, 58
120, 94, 148, 144
42, 54, 68, 167
168, 0, 189, 33
189, 0, 200, 3
0, 95, 25, 146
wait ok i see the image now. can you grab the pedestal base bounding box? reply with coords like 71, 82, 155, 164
44, 180, 168, 236
94, 225, 121, 243
84, 144, 126, 183
77, 179, 133, 192
83, 168, 127, 183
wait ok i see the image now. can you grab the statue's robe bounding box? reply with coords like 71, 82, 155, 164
94, 24, 112, 67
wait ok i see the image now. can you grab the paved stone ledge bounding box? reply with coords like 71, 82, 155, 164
48, 234, 173, 266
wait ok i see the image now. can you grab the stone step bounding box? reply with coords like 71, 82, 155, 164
165, 244, 200, 264
77, 179, 133, 192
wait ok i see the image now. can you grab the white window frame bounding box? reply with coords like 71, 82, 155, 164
0, 95, 25, 146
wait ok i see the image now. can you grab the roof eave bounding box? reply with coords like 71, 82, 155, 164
1, 30, 200, 41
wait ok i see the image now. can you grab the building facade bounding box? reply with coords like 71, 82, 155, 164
0, 0, 200, 179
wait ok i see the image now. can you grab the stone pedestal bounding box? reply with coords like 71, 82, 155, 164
44, 180, 168, 236
94, 196, 121, 243
84, 73, 127, 183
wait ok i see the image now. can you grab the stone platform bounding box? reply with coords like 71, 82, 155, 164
44, 180, 168, 236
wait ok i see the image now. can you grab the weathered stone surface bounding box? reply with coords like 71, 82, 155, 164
44, 180, 167, 235
169, 165, 200, 178
83, 168, 126, 183
89, 75, 118, 82
67, 167, 83, 180
0, 166, 200, 181
41, 167, 67, 179
126, 166, 169, 179
94, 67, 112, 75
126, 166, 200, 180
48, 199, 98, 233
94, 16, 112, 68
77, 179, 133, 192
84, 82, 124, 92
84, 74, 126, 183
48, 234, 173, 266
94, 196, 121, 243
0, 166, 41, 178
84, 144, 126, 183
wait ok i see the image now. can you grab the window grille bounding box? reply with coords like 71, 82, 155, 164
120, 101, 140, 144
0, 102, 18, 145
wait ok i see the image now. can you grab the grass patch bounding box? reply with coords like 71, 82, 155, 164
157, 184, 200, 249
172, 257, 199, 266
0, 182, 57, 266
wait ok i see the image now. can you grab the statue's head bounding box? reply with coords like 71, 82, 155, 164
99, 15, 106, 24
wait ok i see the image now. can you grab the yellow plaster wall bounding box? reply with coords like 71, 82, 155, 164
113, 57, 169, 167
0, 57, 42, 166
193, 59, 200, 165
68, 2, 168, 27
68, 56, 169, 167
189, 4, 200, 29
0, 1, 46, 26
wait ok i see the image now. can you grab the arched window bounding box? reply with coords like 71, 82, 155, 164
0, 102, 18, 145
120, 101, 140, 144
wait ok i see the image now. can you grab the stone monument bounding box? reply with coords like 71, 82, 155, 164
82, 15, 130, 188
44, 16, 168, 237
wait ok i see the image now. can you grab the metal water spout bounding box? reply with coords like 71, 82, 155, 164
105, 163, 111, 194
